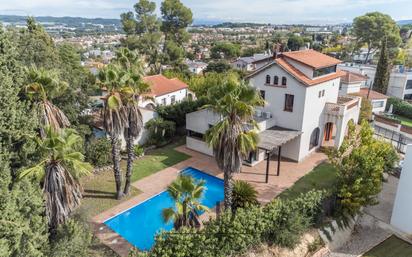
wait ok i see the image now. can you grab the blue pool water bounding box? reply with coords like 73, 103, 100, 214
104, 167, 224, 250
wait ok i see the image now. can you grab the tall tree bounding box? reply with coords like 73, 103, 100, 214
97, 65, 128, 199
19, 128, 92, 230
287, 34, 305, 51
373, 39, 390, 94
205, 81, 264, 210
160, 0, 193, 68
352, 12, 401, 63
114, 48, 151, 195
121, 0, 162, 73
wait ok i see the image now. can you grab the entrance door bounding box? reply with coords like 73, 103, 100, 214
324, 123, 333, 141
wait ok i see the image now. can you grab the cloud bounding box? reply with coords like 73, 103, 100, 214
0, 0, 411, 23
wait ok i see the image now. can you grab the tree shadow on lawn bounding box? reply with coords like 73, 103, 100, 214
83, 189, 116, 199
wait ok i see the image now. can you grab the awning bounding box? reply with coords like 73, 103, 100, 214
258, 126, 302, 152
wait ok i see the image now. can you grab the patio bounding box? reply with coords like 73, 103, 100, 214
92, 145, 328, 256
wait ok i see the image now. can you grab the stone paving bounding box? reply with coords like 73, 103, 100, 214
92, 145, 328, 256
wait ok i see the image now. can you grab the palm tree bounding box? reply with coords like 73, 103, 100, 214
204, 81, 264, 210
114, 48, 151, 195
98, 65, 128, 199
24, 66, 70, 135
19, 127, 92, 230
162, 175, 209, 230
120, 73, 151, 195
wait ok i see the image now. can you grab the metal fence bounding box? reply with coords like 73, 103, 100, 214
374, 125, 411, 154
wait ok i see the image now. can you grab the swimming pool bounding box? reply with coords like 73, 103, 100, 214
104, 167, 224, 250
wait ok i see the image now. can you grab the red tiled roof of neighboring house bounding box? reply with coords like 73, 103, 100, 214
340, 70, 368, 84
143, 75, 188, 97
352, 88, 389, 100
282, 49, 342, 69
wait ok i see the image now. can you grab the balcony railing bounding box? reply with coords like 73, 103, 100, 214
325, 96, 361, 117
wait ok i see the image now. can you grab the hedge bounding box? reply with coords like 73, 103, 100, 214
130, 190, 325, 257
155, 98, 207, 128
387, 97, 412, 119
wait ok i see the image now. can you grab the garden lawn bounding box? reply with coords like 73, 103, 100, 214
363, 236, 412, 257
394, 114, 412, 127
278, 163, 338, 200
124, 139, 191, 182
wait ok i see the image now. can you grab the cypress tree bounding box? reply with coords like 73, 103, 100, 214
373, 39, 390, 94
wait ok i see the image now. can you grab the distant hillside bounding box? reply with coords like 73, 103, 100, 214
398, 20, 412, 26
0, 15, 121, 26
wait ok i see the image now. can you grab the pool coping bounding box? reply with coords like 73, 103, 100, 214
92, 166, 223, 257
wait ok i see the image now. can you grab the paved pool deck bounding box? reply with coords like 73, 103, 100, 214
92, 145, 327, 256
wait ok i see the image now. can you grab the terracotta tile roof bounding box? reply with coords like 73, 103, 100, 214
143, 75, 188, 97
340, 70, 368, 84
275, 58, 345, 86
352, 88, 389, 100
282, 49, 342, 69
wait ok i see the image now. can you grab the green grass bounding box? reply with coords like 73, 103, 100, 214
78, 138, 190, 220
124, 138, 191, 182
393, 114, 412, 127
278, 163, 338, 200
363, 236, 412, 257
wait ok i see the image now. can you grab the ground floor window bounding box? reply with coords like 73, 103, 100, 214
372, 100, 384, 108
187, 130, 204, 141
309, 127, 320, 150
244, 151, 257, 164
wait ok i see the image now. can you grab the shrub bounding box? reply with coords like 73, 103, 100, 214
387, 97, 412, 119
232, 180, 258, 210
145, 118, 176, 146
49, 219, 93, 257
85, 137, 112, 167
133, 145, 144, 158
130, 190, 325, 257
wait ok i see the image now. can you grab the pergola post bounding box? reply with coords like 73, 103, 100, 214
277, 146, 281, 176
265, 151, 270, 183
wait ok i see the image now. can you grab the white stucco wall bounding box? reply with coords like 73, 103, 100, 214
186, 136, 213, 156
339, 82, 361, 96
391, 144, 412, 233
388, 74, 407, 99
371, 99, 387, 114
284, 58, 314, 79
139, 89, 188, 108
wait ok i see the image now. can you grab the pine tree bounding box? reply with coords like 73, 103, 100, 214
373, 39, 390, 94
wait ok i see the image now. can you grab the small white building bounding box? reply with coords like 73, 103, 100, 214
339, 70, 388, 114
186, 50, 361, 164
186, 60, 208, 74
140, 75, 191, 109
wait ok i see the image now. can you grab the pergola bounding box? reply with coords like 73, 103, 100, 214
258, 127, 302, 183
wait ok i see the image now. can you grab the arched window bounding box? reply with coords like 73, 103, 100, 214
309, 128, 320, 150
266, 75, 271, 84
274, 76, 279, 85
282, 76, 287, 86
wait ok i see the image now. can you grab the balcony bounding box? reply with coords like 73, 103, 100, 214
325, 96, 361, 118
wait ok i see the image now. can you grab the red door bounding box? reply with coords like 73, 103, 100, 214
324, 123, 333, 141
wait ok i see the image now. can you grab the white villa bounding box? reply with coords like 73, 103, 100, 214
140, 75, 192, 109
186, 50, 361, 166
231, 53, 273, 72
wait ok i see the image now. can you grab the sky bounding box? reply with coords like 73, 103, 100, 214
1, 0, 412, 24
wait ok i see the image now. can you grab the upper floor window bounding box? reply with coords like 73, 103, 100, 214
313, 65, 337, 77
274, 76, 279, 85
284, 94, 294, 112
322, 89, 325, 97
161, 98, 166, 105
266, 75, 271, 84
318, 91, 322, 98
282, 76, 287, 86
171, 95, 176, 104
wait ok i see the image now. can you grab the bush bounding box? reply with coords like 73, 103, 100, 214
49, 219, 93, 257
155, 98, 207, 128
130, 190, 325, 257
133, 145, 144, 158
232, 180, 258, 210
387, 97, 412, 119
145, 118, 176, 146
85, 137, 112, 167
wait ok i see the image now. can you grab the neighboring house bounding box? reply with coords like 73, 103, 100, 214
231, 53, 272, 72
339, 63, 412, 101
186, 60, 208, 74
140, 75, 191, 109
352, 48, 375, 64
339, 70, 388, 113
186, 49, 361, 164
